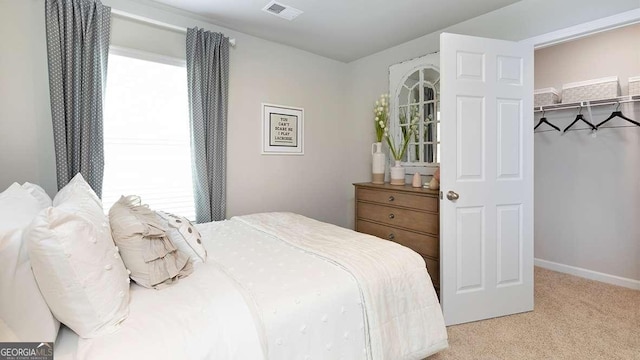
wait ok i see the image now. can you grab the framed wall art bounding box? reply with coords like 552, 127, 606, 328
261, 103, 304, 155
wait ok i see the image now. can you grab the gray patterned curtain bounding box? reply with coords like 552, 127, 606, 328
45, 0, 110, 197
186, 28, 229, 223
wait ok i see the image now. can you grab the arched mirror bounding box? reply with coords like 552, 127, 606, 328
389, 53, 440, 174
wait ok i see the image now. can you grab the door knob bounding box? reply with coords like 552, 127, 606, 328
446, 191, 459, 201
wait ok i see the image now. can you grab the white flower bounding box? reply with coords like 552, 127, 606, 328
375, 100, 379, 106
378, 121, 384, 127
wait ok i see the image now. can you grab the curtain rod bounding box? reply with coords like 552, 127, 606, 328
111, 9, 237, 47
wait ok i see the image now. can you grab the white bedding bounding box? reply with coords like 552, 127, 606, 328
235, 213, 448, 359
54, 213, 447, 360
56, 220, 264, 360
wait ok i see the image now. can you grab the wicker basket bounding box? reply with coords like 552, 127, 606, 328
562, 76, 620, 103
629, 76, 640, 96
534, 88, 560, 107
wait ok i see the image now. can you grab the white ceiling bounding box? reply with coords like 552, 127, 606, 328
147, 0, 522, 62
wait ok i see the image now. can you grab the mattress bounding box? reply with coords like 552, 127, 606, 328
54, 214, 447, 359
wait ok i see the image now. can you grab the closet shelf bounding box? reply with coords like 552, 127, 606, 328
534, 95, 640, 113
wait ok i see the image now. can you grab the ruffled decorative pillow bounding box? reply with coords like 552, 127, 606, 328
109, 196, 192, 289
157, 211, 207, 264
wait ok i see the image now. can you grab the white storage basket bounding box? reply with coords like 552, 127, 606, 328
562, 76, 620, 103
628, 76, 640, 96
534, 88, 560, 107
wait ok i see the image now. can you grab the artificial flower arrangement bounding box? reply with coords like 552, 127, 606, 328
389, 106, 419, 161
372, 93, 419, 185
373, 94, 389, 143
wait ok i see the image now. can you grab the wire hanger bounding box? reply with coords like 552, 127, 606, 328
595, 102, 640, 129
563, 106, 596, 133
534, 111, 560, 131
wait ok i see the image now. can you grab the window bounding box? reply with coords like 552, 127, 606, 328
102, 49, 196, 220
389, 53, 441, 171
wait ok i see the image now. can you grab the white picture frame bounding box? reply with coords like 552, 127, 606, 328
261, 103, 304, 155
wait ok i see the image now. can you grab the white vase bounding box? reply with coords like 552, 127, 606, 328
390, 160, 405, 185
371, 142, 385, 184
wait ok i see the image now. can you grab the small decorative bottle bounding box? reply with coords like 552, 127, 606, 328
412, 173, 422, 188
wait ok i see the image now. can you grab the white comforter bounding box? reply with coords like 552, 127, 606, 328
235, 213, 448, 359
54, 213, 447, 360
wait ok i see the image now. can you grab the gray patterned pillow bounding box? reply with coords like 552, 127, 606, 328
157, 211, 207, 263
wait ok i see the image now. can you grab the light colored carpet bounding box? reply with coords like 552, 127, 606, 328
429, 267, 640, 360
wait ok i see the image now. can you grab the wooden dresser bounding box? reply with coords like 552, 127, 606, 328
354, 182, 440, 291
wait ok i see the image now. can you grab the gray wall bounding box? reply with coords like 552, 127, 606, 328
0, 0, 56, 195
344, 0, 640, 229
0, 0, 350, 227
1, 0, 639, 240
535, 23, 640, 95
534, 25, 640, 281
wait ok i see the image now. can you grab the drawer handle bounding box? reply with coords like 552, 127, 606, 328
388, 213, 395, 219
388, 233, 395, 240
388, 196, 395, 202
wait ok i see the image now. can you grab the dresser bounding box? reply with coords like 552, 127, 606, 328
354, 182, 440, 292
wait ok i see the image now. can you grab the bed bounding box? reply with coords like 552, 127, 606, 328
2, 178, 447, 359
52, 212, 448, 360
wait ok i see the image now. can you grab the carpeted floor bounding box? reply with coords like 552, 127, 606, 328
429, 267, 640, 360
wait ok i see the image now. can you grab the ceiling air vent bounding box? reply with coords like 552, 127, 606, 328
262, 1, 303, 21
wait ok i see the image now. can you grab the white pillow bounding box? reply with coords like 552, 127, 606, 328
22, 182, 53, 209
0, 183, 45, 232
53, 173, 104, 225
25, 174, 130, 338
157, 211, 207, 263
0, 183, 59, 342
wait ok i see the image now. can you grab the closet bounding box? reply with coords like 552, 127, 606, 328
533, 23, 640, 286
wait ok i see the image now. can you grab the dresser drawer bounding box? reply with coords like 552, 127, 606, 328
424, 257, 439, 287
357, 188, 438, 212
356, 220, 439, 258
357, 202, 439, 235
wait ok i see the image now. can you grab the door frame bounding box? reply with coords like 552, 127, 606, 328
521, 8, 640, 50
517, 8, 640, 282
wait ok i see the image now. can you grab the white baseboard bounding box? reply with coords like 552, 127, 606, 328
534, 258, 640, 290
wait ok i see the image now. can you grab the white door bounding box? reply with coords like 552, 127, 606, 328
440, 33, 534, 325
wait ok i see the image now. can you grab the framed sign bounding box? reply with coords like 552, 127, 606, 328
262, 103, 304, 155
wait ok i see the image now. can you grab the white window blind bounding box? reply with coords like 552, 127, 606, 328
102, 49, 196, 220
